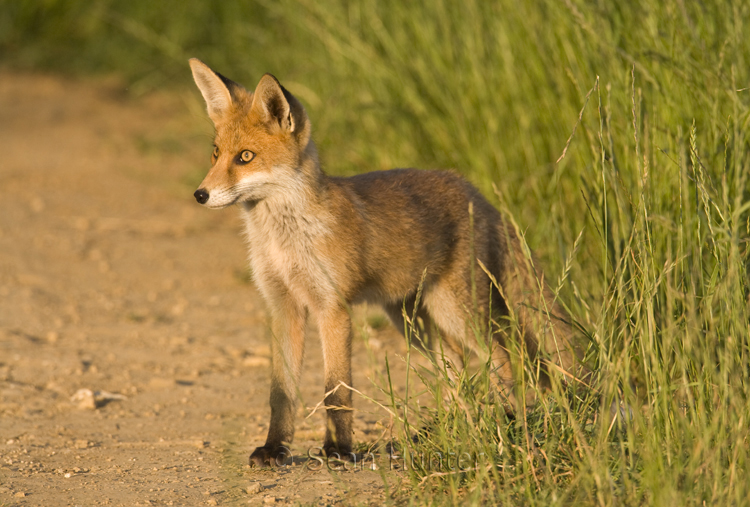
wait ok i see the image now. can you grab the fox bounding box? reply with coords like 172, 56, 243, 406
188, 58, 590, 467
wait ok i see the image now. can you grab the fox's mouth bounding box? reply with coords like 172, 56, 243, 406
195, 178, 271, 209
204, 196, 239, 209
193, 188, 242, 209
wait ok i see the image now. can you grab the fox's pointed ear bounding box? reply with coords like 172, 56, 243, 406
251, 74, 296, 133
189, 58, 237, 123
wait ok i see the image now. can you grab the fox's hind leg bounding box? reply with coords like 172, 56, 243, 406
421, 278, 526, 413
250, 290, 306, 467
383, 296, 465, 375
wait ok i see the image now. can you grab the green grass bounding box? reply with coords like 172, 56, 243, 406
4, 0, 749, 504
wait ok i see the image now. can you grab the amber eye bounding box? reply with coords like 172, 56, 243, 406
239, 150, 255, 163
211, 145, 219, 159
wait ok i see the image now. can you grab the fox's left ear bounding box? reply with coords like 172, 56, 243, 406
251, 74, 300, 134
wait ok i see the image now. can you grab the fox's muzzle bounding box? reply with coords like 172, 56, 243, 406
194, 188, 209, 204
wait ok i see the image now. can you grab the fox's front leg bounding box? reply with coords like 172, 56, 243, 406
318, 307, 354, 458
249, 297, 306, 467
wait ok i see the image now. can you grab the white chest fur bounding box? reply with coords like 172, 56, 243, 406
241, 196, 336, 312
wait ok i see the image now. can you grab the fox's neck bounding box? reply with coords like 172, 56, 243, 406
241, 139, 330, 235
298, 139, 326, 194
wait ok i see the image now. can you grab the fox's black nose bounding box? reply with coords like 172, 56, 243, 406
194, 188, 209, 204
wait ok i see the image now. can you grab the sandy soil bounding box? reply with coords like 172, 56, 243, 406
0, 72, 420, 506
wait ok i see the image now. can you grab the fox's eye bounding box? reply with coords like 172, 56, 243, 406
239, 150, 255, 164
212, 146, 219, 159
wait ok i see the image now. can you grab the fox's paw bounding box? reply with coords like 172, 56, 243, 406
323, 445, 355, 462
249, 445, 292, 468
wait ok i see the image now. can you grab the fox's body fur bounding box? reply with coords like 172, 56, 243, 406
189, 59, 588, 467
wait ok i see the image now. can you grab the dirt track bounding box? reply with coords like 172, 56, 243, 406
0, 73, 416, 506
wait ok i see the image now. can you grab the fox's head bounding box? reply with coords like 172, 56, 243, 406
189, 59, 313, 208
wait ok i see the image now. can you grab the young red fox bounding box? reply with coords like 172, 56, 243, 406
189, 59, 589, 467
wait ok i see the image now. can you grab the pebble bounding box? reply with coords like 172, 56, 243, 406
246, 482, 263, 494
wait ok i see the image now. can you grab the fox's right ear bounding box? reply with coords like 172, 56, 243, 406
189, 58, 236, 123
